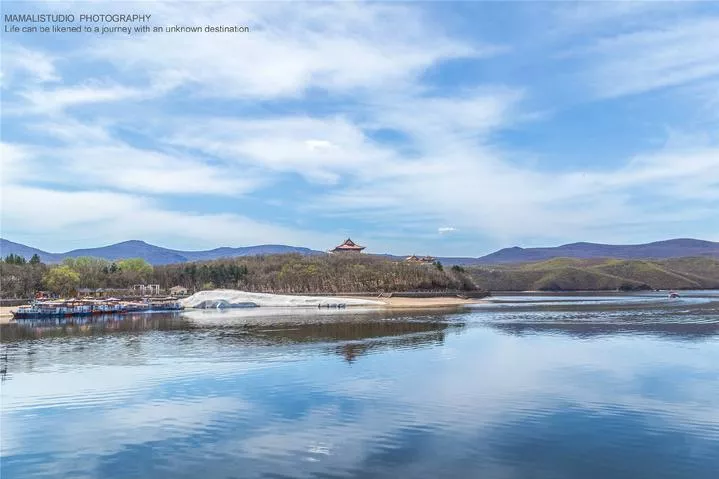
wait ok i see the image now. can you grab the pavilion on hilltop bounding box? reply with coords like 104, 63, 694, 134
330, 238, 366, 254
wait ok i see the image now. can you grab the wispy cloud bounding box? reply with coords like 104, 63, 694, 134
88, 2, 493, 99
1, 1, 717, 254
1, 184, 335, 251
164, 116, 397, 185
16, 83, 144, 115
0, 43, 59, 86
578, 17, 719, 99
312, 140, 719, 245
3, 117, 266, 197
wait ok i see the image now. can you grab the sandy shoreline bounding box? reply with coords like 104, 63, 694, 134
353, 296, 485, 309
1, 306, 20, 324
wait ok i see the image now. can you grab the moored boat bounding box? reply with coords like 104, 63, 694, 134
11, 298, 184, 319
146, 298, 184, 312
12, 301, 94, 319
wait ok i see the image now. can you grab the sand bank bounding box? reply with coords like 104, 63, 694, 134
355, 296, 485, 309
182, 290, 385, 308
1, 306, 21, 324
182, 290, 486, 310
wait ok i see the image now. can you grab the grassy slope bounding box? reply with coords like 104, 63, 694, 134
590, 259, 704, 289
659, 257, 719, 287
467, 256, 719, 291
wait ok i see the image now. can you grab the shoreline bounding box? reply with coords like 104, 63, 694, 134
2, 287, 703, 325
352, 296, 485, 309
1, 306, 18, 324
0, 296, 486, 324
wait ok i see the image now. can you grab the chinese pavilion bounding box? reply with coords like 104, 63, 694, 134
331, 238, 366, 254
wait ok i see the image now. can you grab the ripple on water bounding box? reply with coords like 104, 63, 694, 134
1, 293, 719, 479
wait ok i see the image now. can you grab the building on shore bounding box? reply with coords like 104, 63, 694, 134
132, 284, 161, 296
76, 287, 132, 298
330, 238, 366, 254
405, 255, 436, 265
169, 285, 189, 296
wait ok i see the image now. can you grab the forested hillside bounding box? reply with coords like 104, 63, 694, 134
1, 253, 476, 298
3, 252, 717, 298
154, 254, 476, 293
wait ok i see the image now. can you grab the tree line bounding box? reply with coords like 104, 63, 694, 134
1, 255, 157, 298
0, 253, 478, 298
154, 254, 476, 294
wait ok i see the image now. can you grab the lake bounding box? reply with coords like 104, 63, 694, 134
2, 291, 718, 479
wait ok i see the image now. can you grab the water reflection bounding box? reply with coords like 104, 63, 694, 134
476, 299, 719, 340
490, 320, 719, 340
0, 311, 463, 381
1, 294, 718, 479
0, 313, 190, 342
247, 320, 457, 363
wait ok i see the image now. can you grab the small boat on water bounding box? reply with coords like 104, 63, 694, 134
145, 298, 184, 312
13, 300, 98, 319
668, 291, 680, 299
11, 298, 183, 319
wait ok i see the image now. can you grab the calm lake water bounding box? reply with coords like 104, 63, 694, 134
2, 292, 719, 479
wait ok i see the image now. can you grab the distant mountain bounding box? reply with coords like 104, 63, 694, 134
0, 239, 323, 265
468, 239, 719, 265
180, 245, 323, 262
2, 237, 718, 267
0, 239, 60, 263
63, 240, 189, 265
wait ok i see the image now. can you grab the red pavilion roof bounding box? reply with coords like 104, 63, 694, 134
332, 238, 365, 251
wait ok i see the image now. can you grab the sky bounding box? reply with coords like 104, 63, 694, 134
1, 0, 718, 256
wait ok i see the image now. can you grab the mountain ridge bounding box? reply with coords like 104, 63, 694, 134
469, 238, 719, 264
0, 239, 323, 265
1, 238, 718, 266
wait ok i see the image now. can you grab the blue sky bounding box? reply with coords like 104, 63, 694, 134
1, 1, 718, 256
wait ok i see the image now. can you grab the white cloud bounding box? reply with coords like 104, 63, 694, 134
26, 117, 114, 143
549, 1, 688, 36
0, 44, 59, 86
305, 140, 334, 151
310, 141, 719, 245
162, 86, 525, 189
16, 82, 145, 115
0, 143, 34, 184
88, 2, 493, 99
49, 144, 261, 196
0, 185, 335, 251
580, 18, 719, 98
370, 88, 525, 145
3, 115, 266, 197
165, 116, 399, 184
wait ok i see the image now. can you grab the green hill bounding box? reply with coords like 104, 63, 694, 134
467, 256, 719, 291
590, 259, 704, 289
658, 257, 719, 287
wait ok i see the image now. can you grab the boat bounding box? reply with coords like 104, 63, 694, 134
11, 298, 184, 319
145, 298, 184, 312
91, 301, 126, 314
668, 291, 680, 299
12, 300, 94, 319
